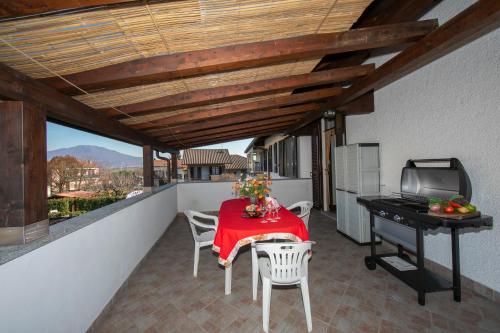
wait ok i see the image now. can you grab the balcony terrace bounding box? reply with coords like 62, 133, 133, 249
1, 0, 500, 332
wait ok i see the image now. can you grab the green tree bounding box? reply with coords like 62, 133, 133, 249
47, 155, 83, 193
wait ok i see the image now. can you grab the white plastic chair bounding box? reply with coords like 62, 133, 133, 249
184, 210, 219, 277
286, 201, 313, 229
125, 190, 143, 199
250, 201, 312, 302
253, 241, 313, 332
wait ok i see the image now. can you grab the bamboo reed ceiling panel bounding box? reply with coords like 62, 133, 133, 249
74, 59, 320, 109
0, 0, 372, 79
121, 92, 293, 127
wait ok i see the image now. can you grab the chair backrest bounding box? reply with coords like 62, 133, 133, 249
255, 241, 312, 284
287, 201, 313, 229
184, 210, 218, 242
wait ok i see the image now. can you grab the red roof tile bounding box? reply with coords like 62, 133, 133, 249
226, 155, 248, 170
182, 149, 232, 165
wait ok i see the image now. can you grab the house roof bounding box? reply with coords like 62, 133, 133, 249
226, 155, 248, 171
182, 149, 232, 166
244, 137, 267, 153
177, 160, 187, 170
53, 191, 96, 199
80, 160, 99, 168
153, 159, 169, 167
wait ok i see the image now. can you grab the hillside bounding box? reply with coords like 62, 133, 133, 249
47, 145, 142, 168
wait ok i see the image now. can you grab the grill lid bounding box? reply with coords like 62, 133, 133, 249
400, 158, 472, 201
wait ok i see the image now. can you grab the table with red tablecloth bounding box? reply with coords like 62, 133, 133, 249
213, 198, 310, 295
213, 198, 310, 267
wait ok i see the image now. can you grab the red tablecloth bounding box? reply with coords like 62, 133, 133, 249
213, 198, 309, 266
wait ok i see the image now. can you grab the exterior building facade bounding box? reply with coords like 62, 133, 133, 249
245, 135, 312, 179
182, 149, 248, 181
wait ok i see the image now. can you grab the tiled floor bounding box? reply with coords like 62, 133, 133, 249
96, 211, 500, 333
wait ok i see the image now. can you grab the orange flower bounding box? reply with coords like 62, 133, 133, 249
254, 190, 258, 195
259, 194, 263, 199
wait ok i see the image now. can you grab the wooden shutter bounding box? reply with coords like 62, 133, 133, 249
273, 143, 278, 173
279, 140, 285, 176
311, 121, 323, 208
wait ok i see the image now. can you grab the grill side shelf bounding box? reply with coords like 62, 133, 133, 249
369, 254, 453, 293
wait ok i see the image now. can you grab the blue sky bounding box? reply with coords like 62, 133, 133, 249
47, 122, 252, 157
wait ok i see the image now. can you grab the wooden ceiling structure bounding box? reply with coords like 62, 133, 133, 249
0, 0, 499, 151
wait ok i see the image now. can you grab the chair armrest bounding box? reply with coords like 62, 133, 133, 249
286, 203, 300, 211
193, 212, 219, 225
189, 219, 217, 231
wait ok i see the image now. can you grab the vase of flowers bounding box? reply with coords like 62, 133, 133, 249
233, 175, 272, 203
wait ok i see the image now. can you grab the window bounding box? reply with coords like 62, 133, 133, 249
278, 136, 298, 178
210, 166, 221, 175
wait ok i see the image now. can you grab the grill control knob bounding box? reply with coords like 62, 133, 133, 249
394, 215, 403, 223
379, 210, 387, 217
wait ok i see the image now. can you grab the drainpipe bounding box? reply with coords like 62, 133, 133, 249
155, 151, 171, 183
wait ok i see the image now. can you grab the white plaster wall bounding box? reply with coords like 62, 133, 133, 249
346, 0, 500, 292
298, 136, 312, 179
177, 181, 235, 212
177, 179, 313, 212
0, 186, 178, 333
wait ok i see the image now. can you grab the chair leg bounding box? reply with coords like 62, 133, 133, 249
300, 278, 312, 332
251, 246, 258, 301
225, 265, 232, 295
262, 278, 272, 333
193, 243, 200, 277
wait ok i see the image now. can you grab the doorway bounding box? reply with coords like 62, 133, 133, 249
324, 128, 336, 211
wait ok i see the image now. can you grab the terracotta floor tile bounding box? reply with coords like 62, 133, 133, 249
94, 212, 500, 333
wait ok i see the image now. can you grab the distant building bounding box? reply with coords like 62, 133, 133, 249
181, 149, 248, 181
153, 159, 170, 184
183, 149, 232, 181
68, 160, 100, 191
153, 158, 188, 184
225, 154, 248, 180
177, 159, 188, 182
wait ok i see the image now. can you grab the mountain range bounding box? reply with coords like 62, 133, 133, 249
47, 145, 142, 168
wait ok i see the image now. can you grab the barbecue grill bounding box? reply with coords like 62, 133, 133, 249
357, 158, 492, 305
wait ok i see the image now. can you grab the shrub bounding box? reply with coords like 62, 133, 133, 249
47, 196, 125, 218
48, 198, 70, 215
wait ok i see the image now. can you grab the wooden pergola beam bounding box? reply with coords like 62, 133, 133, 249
314, 0, 443, 71
162, 120, 298, 146
131, 87, 342, 129
158, 116, 302, 142
0, 0, 135, 20
169, 125, 293, 149
40, 20, 438, 95
147, 103, 320, 136
328, 0, 500, 109
290, 91, 373, 132
0, 63, 173, 152
103, 65, 373, 118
